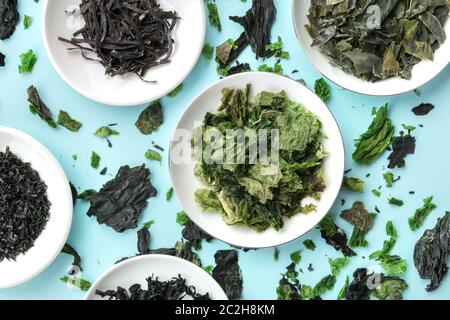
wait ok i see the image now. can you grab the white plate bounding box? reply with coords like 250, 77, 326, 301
42, 0, 205, 106
292, 0, 450, 96
169, 72, 345, 249
85, 254, 228, 300
0, 126, 73, 289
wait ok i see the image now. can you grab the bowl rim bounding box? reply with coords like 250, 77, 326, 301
84, 254, 228, 300
168, 71, 345, 249
291, 0, 450, 97
0, 125, 73, 289
41, 0, 206, 107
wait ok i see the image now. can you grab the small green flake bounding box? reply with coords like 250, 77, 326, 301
145, 149, 161, 162
23, 15, 32, 29
314, 78, 331, 102
206, 2, 221, 32
290, 251, 302, 264
388, 197, 404, 207
274, 247, 280, 262
142, 220, 155, 229
166, 187, 174, 201
94, 126, 119, 138
303, 240, 316, 251
167, 84, 183, 97
60, 276, 91, 291
202, 44, 214, 61
176, 211, 190, 226
90, 151, 100, 169
19, 49, 37, 74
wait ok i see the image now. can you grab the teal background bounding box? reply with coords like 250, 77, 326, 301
0, 0, 449, 300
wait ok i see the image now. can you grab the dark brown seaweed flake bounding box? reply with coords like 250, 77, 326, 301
0, 0, 19, 40
181, 220, 214, 250
62, 243, 83, 273
135, 101, 163, 135
86, 165, 157, 233
212, 250, 243, 299
27, 86, 57, 128
387, 133, 416, 169
414, 212, 450, 292
412, 103, 435, 116
341, 201, 374, 232
0, 147, 51, 262
0, 52, 5, 67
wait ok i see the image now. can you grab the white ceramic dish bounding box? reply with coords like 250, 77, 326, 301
0, 126, 73, 289
85, 254, 228, 300
42, 0, 205, 106
292, 0, 450, 96
169, 72, 345, 249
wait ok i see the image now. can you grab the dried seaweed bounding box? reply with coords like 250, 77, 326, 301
96, 275, 210, 300
0, 147, 50, 262
27, 86, 57, 128
318, 215, 356, 257
340, 201, 373, 232
61, 243, 83, 273
87, 165, 157, 232
387, 133, 416, 169
212, 250, 243, 299
414, 212, 450, 292
412, 103, 435, 116
0, 0, 19, 40
181, 220, 214, 250
0, 52, 5, 67
135, 101, 163, 135
306, 0, 450, 82
59, 0, 178, 79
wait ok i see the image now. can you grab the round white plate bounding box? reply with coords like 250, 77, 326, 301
42, 0, 205, 106
169, 72, 345, 249
292, 0, 450, 96
85, 254, 228, 300
0, 126, 73, 289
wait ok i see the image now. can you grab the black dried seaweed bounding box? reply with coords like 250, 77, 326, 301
27, 86, 57, 128
216, 33, 249, 67
0, 52, 5, 67
387, 133, 416, 169
0, 0, 19, 40
59, 0, 178, 79
96, 275, 210, 300
62, 243, 83, 273
212, 250, 243, 299
137, 227, 151, 255
230, 0, 276, 59
69, 182, 77, 206
181, 220, 214, 250
0, 147, 50, 262
226, 62, 251, 76
318, 215, 356, 257
86, 165, 157, 233
306, 0, 450, 82
414, 212, 450, 292
412, 103, 435, 116
135, 101, 163, 135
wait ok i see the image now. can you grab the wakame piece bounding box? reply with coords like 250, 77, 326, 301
0, 147, 51, 262
59, 0, 178, 80
0, 0, 19, 40
86, 165, 157, 232
306, 0, 449, 82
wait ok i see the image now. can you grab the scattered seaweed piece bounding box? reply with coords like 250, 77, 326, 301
414, 212, 450, 292
318, 215, 356, 257
18, 49, 37, 74
61, 243, 83, 273
412, 103, 435, 116
0, 0, 19, 40
387, 133, 416, 169
57, 110, 82, 132
27, 86, 57, 128
58, 0, 179, 79
409, 196, 437, 231
0, 51, 5, 66
181, 220, 214, 250
212, 250, 243, 299
343, 176, 364, 193
60, 276, 92, 291
340, 201, 373, 232
314, 78, 331, 102
135, 101, 163, 135
86, 165, 157, 233
349, 213, 377, 248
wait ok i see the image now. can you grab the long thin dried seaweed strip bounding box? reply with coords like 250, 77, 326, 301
60, 0, 178, 79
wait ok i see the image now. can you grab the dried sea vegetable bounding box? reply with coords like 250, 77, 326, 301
57, 110, 82, 132
353, 104, 394, 164
0, 51, 5, 67
409, 196, 437, 231
86, 165, 157, 233
0, 0, 19, 40
61, 243, 83, 273
414, 212, 450, 292
412, 103, 435, 116
193, 85, 326, 232
96, 275, 210, 300
135, 101, 163, 135
340, 201, 373, 232
387, 133, 416, 169
212, 250, 243, 299
306, 0, 450, 82
181, 220, 214, 250
59, 0, 178, 79
27, 86, 57, 128
343, 176, 365, 193
318, 215, 356, 257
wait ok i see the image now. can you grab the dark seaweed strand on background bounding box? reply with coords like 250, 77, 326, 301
86, 165, 157, 233
216, 33, 249, 68
96, 275, 210, 300
387, 133, 416, 169
0, 51, 5, 67
181, 220, 214, 250
212, 250, 243, 299
230, 0, 276, 59
226, 62, 251, 76
61, 243, 83, 273
0, 0, 19, 40
0, 147, 51, 262
318, 216, 356, 257
58, 0, 178, 80
137, 227, 151, 255
412, 103, 435, 116
27, 86, 57, 128
414, 212, 450, 292
69, 182, 77, 206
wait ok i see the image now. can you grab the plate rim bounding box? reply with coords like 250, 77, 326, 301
41, 0, 206, 107
291, 0, 450, 97
0, 125, 73, 289
84, 254, 228, 300
168, 71, 345, 249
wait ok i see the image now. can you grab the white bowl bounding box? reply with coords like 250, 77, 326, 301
169, 72, 345, 249
292, 0, 450, 96
85, 254, 228, 300
42, 0, 206, 106
0, 126, 73, 289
